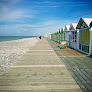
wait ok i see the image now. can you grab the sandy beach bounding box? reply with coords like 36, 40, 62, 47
0, 37, 39, 74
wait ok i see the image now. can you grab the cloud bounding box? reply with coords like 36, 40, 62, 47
31, 4, 92, 8
0, 18, 79, 36
33, 1, 57, 4
11, 0, 20, 4
33, 1, 83, 4
0, 0, 34, 22
0, 0, 20, 4
0, 0, 20, 8
31, 1, 92, 7
0, 9, 33, 22
0, 20, 60, 36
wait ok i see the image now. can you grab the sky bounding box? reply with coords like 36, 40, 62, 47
0, 0, 92, 36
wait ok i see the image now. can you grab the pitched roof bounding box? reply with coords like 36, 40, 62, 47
72, 23, 78, 29
65, 25, 70, 30
70, 23, 77, 30
76, 17, 92, 29
61, 27, 64, 31
83, 18, 92, 27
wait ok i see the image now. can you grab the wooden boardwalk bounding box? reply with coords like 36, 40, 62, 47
0, 38, 82, 92
47, 39, 92, 92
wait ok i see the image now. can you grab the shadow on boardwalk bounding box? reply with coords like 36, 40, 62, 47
47, 39, 92, 92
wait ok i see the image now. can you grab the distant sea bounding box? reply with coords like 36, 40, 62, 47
0, 36, 37, 42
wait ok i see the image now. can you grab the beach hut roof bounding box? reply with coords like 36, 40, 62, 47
69, 23, 77, 30
62, 27, 64, 31
61, 27, 64, 31
76, 17, 92, 29
72, 23, 77, 29
83, 18, 92, 26
65, 25, 70, 30
59, 29, 63, 33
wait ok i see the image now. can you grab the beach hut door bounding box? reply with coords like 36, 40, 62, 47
79, 29, 89, 54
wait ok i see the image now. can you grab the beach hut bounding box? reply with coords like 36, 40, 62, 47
48, 33, 51, 40
51, 32, 55, 41
51, 33, 53, 40
76, 17, 92, 55
64, 25, 70, 46
54, 31, 58, 42
64, 25, 70, 41
69, 23, 78, 50
60, 27, 65, 42
64, 25, 70, 31
57, 29, 62, 43
54, 31, 57, 42
57, 30, 60, 43
59, 29, 62, 43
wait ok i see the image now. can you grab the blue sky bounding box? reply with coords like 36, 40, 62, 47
0, 0, 92, 36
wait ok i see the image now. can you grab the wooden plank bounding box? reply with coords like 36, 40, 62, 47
47, 39, 92, 92
84, 69, 92, 77
69, 57, 86, 69
70, 70, 88, 92
72, 70, 90, 92
64, 57, 80, 69
60, 57, 92, 92
60, 57, 88, 92
80, 69, 92, 84
73, 57, 92, 77
0, 38, 82, 92
77, 70, 92, 89
60, 57, 73, 70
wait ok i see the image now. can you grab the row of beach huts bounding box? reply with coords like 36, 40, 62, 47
48, 17, 92, 55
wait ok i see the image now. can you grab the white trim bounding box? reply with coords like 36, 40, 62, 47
77, 29, 79, 51
89, 29, 92, 55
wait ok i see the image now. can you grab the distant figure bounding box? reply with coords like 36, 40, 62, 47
39, 36, 41, 39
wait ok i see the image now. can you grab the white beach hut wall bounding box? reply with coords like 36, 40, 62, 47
69, 23, 78, 50
64, 25, 70, 46
61, 27, 65, 42
76, 17, 92, 55
48, 33, 51, 40
59, 29, 63, 43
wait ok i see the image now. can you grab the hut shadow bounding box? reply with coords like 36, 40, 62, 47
87, 55, 92, 58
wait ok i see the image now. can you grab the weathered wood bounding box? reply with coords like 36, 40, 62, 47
61, 57, 92, 92
0, 38, 82, 92
71, 70, 89, 92
47, 39, 92, 92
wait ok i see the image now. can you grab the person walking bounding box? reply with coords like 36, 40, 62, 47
39, 36, 41, 41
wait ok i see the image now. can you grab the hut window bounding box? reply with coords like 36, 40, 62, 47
73, 31, 77, 43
